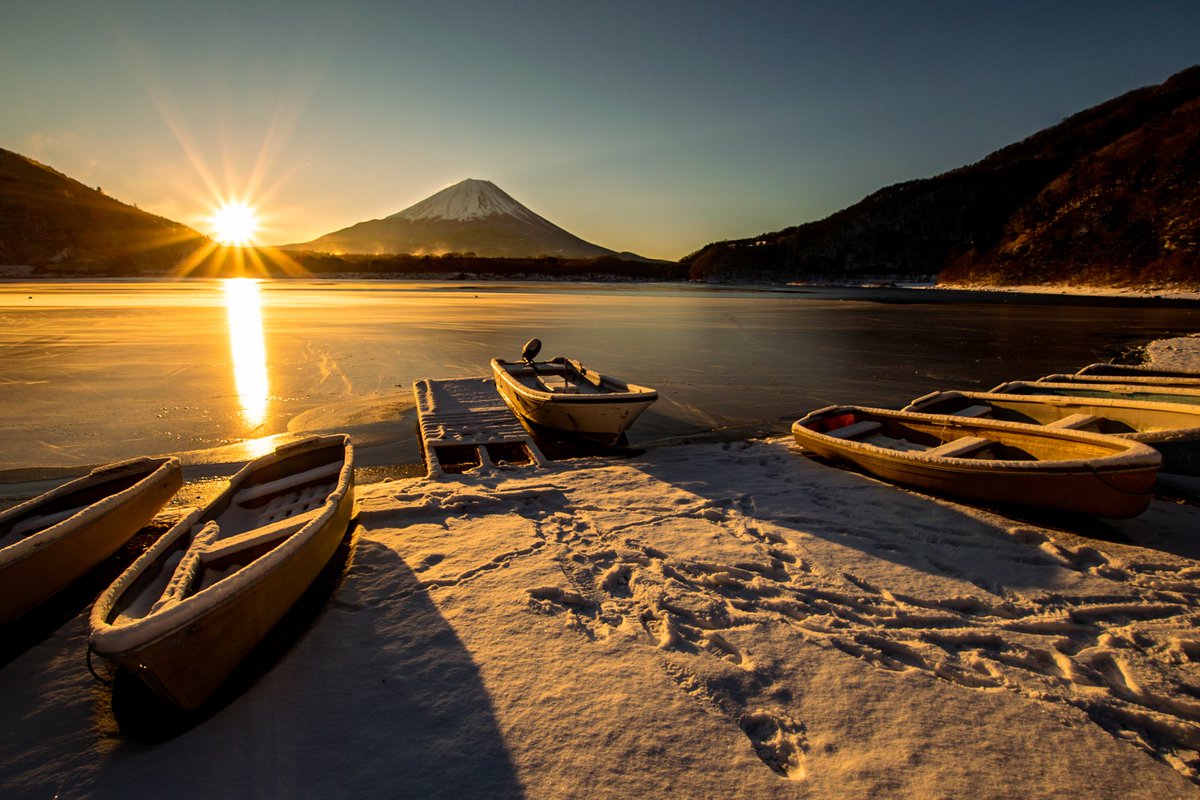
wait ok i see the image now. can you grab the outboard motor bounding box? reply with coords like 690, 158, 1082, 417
521, 338, 542, 364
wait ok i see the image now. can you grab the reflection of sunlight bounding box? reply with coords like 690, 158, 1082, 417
223, 279, 269, 429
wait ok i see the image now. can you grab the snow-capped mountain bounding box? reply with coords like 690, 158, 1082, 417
284, 179, 622, 259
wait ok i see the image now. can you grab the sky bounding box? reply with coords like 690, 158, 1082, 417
2, 2, 1198, 261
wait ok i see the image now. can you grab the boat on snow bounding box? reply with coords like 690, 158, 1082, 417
1040, 370, 1200, 389
905, 389, 1200, 476
491, 339, 657, 447
992, 380, 1200, 408
1075, 362, 1200, 381
792, 406, 1161, 518
0, 457, 182, 625
89, 435, 354, 711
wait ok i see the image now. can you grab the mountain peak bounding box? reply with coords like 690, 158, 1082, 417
389, 178, 539, 223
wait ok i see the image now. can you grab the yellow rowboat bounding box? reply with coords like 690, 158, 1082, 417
89, 435, 354, 712
491, 341, 656, 447
792, 406, 1161, 518
1076, 362, 1200, 382
0, 457, 181, 625
1042, 371, 1200, 389
905, 389, 1200, 476
994, 380, 1200, 408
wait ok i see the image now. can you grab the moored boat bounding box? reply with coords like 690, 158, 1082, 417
491, 339, 657, 447
905, 389, 1200, 476
993, 380, 1200, 407
89, 434, 354, 711
792, 405, 1161, 518
0, 457, 182, 625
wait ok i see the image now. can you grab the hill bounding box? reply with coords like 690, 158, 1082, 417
284, 179, 642, 260
682, 66, 1200, 289
0, 148, 207, 273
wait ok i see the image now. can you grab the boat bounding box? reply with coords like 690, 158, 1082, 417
89, 434, 354, 711
992, 380, 1200, 407
792, 406, 1161, 518
905, 389, 1200, 476
1041, 372, 1200, 388
0, 457, 182, 625
490, 339, 658, 447
1076, 362, 1200, 380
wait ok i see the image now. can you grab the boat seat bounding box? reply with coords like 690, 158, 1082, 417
1046, 413, 1103, 431
827, 420, 882, 440
200, 508, 322, 566
924, 436, 994, 459
950, 404, 993, 418
234, 462, 341, 505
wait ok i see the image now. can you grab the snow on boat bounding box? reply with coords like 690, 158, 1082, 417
490, 339, 657, 447
1041, 370, 1200, 389
792, 406, 1161, 518
993, 380, 1200, 408
905, 390, 1200, 476
89, 435, 354, 711
1076, 362, 1200, 381
0, 457, 182, 625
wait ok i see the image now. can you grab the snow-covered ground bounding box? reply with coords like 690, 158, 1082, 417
937, 283, 1200, 301
1, 338, 1198, 799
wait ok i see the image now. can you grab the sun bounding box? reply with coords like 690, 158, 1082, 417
208, 201, 260, 246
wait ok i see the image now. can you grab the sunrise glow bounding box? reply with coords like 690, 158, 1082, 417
209, 201, 260, 246
223, 278, 269, 428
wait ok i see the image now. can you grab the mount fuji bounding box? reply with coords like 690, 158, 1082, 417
284, 179, 632, 259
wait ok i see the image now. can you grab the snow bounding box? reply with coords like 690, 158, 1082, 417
1, 339, 1199, 798
1146, 334, 1200, 372
389, 178, 542, 224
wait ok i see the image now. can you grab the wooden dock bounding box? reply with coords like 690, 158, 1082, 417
413, 377, 548, 478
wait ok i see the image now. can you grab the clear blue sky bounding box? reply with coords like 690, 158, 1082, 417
2, 1, 1197, 260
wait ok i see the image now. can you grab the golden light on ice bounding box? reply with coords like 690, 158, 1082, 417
223, 278, 269, 429
209, 201, 260, 246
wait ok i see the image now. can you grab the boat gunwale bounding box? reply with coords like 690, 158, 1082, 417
88, 434, 353, 656
792, 405, 1163, 473
903, 390, 1200, 445
997, 380, 1200, 400
0, 456, 181, 569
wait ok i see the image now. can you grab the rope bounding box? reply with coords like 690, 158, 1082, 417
86, 642, 114, 686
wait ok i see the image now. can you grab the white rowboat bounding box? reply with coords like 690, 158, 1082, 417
89, 435, 354, 711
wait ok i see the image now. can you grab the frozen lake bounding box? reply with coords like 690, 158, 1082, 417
2, 279, 1198, 481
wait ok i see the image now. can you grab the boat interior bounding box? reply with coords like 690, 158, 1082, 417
107, 443, 346, 626
804, 409, 1123, 462
909, 393, 1156, 435
0, 463, 159, 550
505, 359, 629, 395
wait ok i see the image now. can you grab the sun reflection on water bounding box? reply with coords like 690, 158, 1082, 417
223, 278, 269, 430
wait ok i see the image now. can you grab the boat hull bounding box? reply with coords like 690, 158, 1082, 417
793, 406, 1160, 518
89, 436, 354, 712
994, 380, 1200, 408
904, 389, 1200, 476
491, 358, 657, 447
0, 458, 182, 625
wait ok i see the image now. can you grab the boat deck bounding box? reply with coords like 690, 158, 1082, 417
413, 377, 549, 478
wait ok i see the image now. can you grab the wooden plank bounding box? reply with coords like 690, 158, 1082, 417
413, 377, 549, 478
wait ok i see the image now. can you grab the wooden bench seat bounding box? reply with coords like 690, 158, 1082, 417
1046, 413, 1103, 431
924, 436, 994, 459
827, 420, 883, 440
949, 404, 994, 418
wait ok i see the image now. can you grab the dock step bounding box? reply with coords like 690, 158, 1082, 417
414, 378, 548, 478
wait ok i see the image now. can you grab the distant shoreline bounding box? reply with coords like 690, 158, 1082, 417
3, 269, 1199, 302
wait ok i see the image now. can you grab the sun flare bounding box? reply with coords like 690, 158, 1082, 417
209, 201, 260, 246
